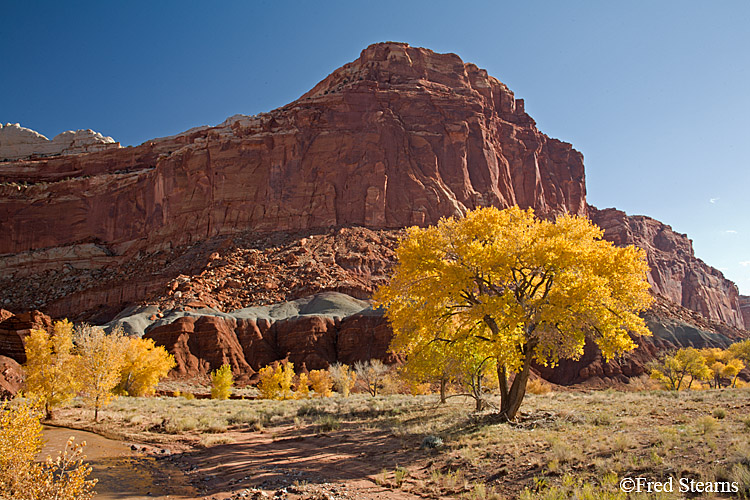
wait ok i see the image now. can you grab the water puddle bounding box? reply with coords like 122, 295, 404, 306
41, 427, 195, 500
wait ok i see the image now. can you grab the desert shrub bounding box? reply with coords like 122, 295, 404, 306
210, 364, 233, 400
526, 378, 552, 395
328, 363, 357, 397
713, 408, 727, 419
257, 361, 295, 400
354, 359, 389, 396
297, 401, 327, 417
315, 414, 340, 432
182, 392, 196, 400
227, 410, 259, 426
695, 415, 718, 435
731, 463, 750, 497
420, 435, 444, 449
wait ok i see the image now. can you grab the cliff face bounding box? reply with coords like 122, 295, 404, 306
0, 42, 585, 266
740, 296, 750, 328
590, 206, 745, 330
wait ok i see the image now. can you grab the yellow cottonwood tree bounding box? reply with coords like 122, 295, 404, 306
116, 337, 176, 396
23, 320, 80, 419
257, 361, 294, 400
650, 347, 711, 390
0, 399, 96, 500
74, 325, 128, 421
308, 369, 333, 397
294, 372, 311, 399
210, 364, 233, 400
376, 206, 653, 420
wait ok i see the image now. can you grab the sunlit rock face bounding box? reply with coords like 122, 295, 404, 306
590, 206, 745, 330
0, 123, 119, 160
0, 42, 585, 262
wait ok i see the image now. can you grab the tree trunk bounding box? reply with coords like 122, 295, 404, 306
94, 395, 99, 422
45, 402, 52, 420
474, 373, 484, 411
439, 378, 447, 404
504, 356, 532, 420
498, 365, 510, 416
500, 339, 537, 421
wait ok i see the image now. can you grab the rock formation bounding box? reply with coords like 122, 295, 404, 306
0, 123, 120, 160
110, 292, 395, 382
590, 206, 745, 330
0, 42, 747, 387
0, 42, 585, 263
740, 296, 750, 329
0, 309, 52, 364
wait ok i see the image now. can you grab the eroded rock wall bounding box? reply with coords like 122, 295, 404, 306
0, 42, 585, 263
590, 206, 745, 330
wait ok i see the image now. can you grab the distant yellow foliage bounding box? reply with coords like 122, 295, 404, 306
308, 370, 333, 397
257, 361, 294, 400
294, 372, 311, 399
117, 337, 176, 397
328, 363, 357, 397
210, 364, 233, 400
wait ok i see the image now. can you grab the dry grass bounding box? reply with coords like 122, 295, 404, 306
47, 385, 750, 498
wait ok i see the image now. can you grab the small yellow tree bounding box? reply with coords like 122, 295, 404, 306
210, 364, 233, 400
75, 325, 128, 421
700, 348, 744, 388
0, 398, 96, 500
722, 358, 745, 388
23, 320, 80, 419
308, 370, 333, 397
294, 372, 311, 399
328, 363, 357, 397
650, 347, 711, 391
257, 361, 295, 400
116, 337, 176, 396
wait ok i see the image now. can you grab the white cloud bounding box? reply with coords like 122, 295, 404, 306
710, 197, 719, 204
740, 261, 750, 267
726, 230, 738, 234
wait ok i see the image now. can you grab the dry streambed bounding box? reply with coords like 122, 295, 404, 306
41, 426, 196, 500
44, 389, 750, 499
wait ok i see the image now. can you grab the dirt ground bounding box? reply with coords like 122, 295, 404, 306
45, 388, 750, 499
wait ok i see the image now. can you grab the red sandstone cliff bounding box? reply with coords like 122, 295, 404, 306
0, 42, 585, 264
590, 206, 745, 330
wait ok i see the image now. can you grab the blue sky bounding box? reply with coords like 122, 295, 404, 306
2, 1, 748, 293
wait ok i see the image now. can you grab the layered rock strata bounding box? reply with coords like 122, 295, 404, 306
0, 42, 585, 264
